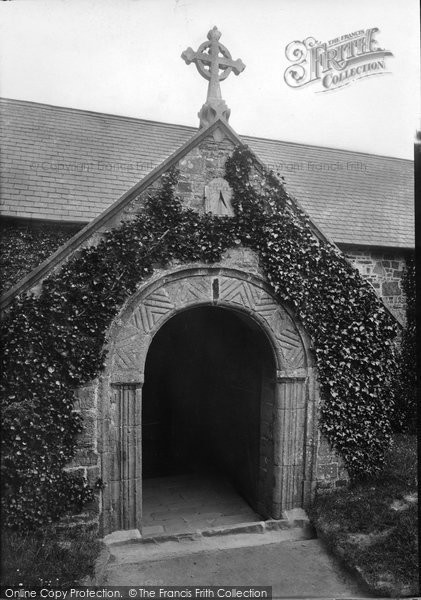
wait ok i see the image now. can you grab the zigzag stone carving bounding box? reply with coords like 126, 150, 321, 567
114, 347, 144, 371
219, 278, 261, 308
275, 328, 305, 369
253, 291, 280, 322
112, 271, 306, 374
216, 276, 304, 369
130, 288, 175, 333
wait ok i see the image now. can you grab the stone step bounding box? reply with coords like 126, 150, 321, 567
103, 523, 318, 572
103, 512, 315, 546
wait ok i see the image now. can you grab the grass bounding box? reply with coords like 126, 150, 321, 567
309, 435, 418, 597
0, 525, 103, 588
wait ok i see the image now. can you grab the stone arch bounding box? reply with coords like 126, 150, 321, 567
99, 266, 318, 535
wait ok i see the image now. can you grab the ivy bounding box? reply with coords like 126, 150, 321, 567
1, 146, 399, 530
225, 147, 398, 477
391, 256, 416, 432
0, 222, 81, 294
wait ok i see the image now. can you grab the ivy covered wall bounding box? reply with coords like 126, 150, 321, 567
0, 220, 82, 294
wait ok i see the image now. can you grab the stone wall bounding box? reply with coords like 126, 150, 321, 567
340, 245, 410, 325
176, 136, 235, 213
61, 381, 101, 531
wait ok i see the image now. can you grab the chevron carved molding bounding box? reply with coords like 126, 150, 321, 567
112, 271, 306, 375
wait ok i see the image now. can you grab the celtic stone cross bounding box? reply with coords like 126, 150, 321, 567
182, 26, 246, 128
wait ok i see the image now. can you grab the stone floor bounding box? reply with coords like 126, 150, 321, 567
142, 472, 261, 536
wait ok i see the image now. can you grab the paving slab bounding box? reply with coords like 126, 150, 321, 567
115, 474, 373, 596
142, 474, 261, 533
103, 533, 374, 597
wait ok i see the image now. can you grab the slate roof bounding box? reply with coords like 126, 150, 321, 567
0, 98, 414, 248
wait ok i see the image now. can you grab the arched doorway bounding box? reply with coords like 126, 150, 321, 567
100, 267, 317, 535
142, 306, 276, 515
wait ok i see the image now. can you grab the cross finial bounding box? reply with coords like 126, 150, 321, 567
182, 27, 246, 128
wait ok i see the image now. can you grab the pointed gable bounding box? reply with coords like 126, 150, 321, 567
0, 116, 333, 311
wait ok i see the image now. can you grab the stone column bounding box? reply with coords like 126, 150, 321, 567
272, 372, 307, 518
107, 381, 143, 532
119, 383, 143, 530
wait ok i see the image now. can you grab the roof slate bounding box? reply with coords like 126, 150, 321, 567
0, 98, 414, 248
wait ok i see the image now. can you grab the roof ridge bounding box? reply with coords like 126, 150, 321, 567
241, 133, 414, 163
0, 97, 413, 162
0, 97, 198, 133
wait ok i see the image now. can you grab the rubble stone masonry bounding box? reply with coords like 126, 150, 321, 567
341, 245, 409, 325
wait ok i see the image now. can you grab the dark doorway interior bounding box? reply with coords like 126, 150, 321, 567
142, 306, 275, 511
